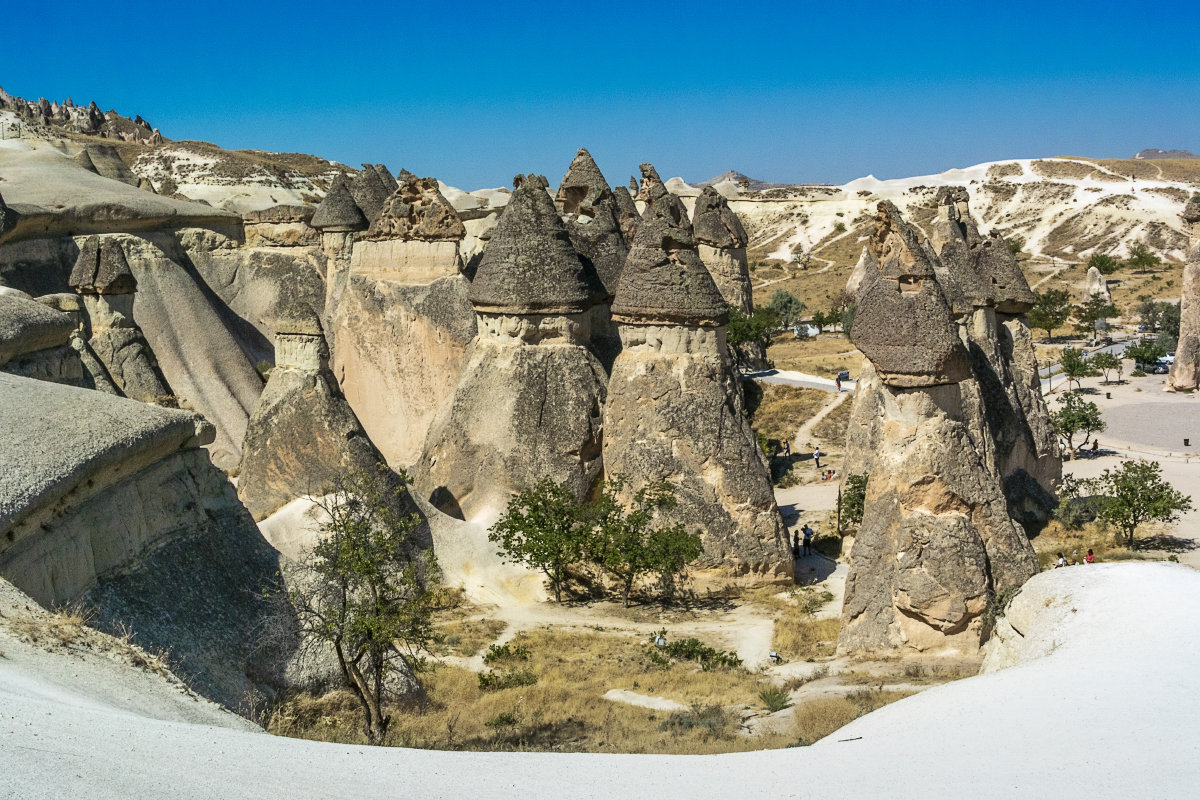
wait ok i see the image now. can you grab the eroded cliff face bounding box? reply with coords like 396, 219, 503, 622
1169, 197, 1200, 392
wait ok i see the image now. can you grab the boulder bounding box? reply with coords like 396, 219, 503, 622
0, 292, 75, 366
1085, 265, 1111, 302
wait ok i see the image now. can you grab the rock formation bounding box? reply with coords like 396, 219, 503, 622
554, 148, 630, 369
1170, 195, 1200, 392
691, 186, 753, 314
839, 202, 1039, 655
69, 236, 171, 402
612, 185, 640, 242
635, 163, 666, 206
414, 174, 607, 522
236, 307, 386, 520
330, 172, 475, 467
309, 174, 368, 264
602, 189, 791, 585
1085, 265, 1112, 303
348, 164, 393, 223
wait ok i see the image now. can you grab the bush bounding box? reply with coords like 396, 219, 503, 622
759, 686, 791, 712
482, 643, 530, 665
484, 711, 519, 728
477, 670, 538, 691
1131, 369, 1147, 377
646, 630, 742, 670
658, 704, 733, 740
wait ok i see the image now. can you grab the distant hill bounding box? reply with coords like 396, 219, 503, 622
691, 170, 789, 191
1134, 148, 1198, 160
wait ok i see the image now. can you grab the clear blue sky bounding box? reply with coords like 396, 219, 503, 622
3, 0, 1198, 189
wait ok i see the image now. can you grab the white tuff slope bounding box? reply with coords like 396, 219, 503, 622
1, 562, 1197, 798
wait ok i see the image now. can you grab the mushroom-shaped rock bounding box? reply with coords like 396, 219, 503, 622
692, 186, 752, 314
69, 236, 137, 295
362, 173, 466, 242
468, 174, 603, 314
975, 235, 1036, 313
310, 175, 368, 231
611, 193, 728, 326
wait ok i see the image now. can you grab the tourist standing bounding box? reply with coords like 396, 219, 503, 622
802, 524, 814, 557
813, 446, 822, 469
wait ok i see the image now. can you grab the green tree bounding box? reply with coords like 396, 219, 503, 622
1050, 391, 1106, 456
1086, 460, 1192, 546
1059, 347, 1099, 392
1088, 253, 1121, 275
1161, 303, 1181, 339
287, 465, 440, 745
1007, 234, 1026, 256
1073, 295, 1119, 340
1137, 300, 1165, 332
1089, 350, 1122, 384
839, 304, 857, 339
1125, 241, 1162, 272
809, 310, 828, 333
1126, 339, 1167, 369
726, 307, 780, 368
767, 290, 807, 330
838, 473, 868, 533
1028, 289, 1071, 340
587, 478, 701, 606
490, 479, 590, 602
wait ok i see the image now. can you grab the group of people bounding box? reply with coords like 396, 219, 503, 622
792, 524, 814, 560
1054, 549, 1097, 568
820, 469, 839, 481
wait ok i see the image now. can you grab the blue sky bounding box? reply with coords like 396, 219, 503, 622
3, 0, 1198, 188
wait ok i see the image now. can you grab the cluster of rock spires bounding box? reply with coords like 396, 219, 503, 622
0, 86, 163, 145
840, 192, 1057, 655
1169, 195, 1200, 392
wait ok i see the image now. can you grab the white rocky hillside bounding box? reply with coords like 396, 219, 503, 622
672, 158, 1199, 268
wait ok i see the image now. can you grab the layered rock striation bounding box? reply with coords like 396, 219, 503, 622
414, 174, 607, 522
602, 190, 791, 584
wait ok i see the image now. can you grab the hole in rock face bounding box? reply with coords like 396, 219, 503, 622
562, 186, 588, 215
899, 276, 922, 293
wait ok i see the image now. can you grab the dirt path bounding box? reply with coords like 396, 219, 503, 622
794, 390, 851, 452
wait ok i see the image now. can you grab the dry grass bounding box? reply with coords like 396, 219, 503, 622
748, 384, 829, 444
269, 627, 801, 753
2, 605, 175, 678
767, 335, 863, 377
812, 393, 852, 443
752, 268, 856, 314
431, 615, 508, 658
792, 688, 914, 745
744, 586, 840, 662
1030, 519, 1157, 569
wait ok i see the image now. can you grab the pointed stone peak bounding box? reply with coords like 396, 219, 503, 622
975, 234, 1036, 313
363, 173, 466, 242
469, 174, 603, 314
612, 185, 640, 242
843, 245, 880, 304
692, 186, 748, 249
556, 148, 613, 217
349, 164, 391, 222
870, 201, 936, 280
372, 164, 399, 195
636, 163, 666, 204
612, 192, 727, 326
310, 175, 369, 231
69, 236, 137, 294
629, 176, 639, 196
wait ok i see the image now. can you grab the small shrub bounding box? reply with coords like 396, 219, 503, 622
255, 359, 274, 380
658, 704, 733, 740
646, 630, 742, 670
759, 686, 791, 712
482, 643, 531, 665
484, 711, 520, 729
1131, 369, 1147, 377
477, 669, 538, 691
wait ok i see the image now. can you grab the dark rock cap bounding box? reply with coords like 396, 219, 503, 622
69, 236, 137, 294
0, 192, 17, 241
853, 204, 970, 386
373, 164, 399, 195
275, 304, 324, 337
692, 186, 748, 249
555, 148, 612, 216
310, 175, 369, 231
556, 148, 628, 295
362, 173, 466, 242
612, 185, 640, 242
974, 235, 1037, 313
349, 164, 392, 222
611, 191, 728, 326
468, 174, 604, 314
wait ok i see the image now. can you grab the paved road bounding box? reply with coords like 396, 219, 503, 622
1038, 339, 1133, 381
743, 368, 857, 394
